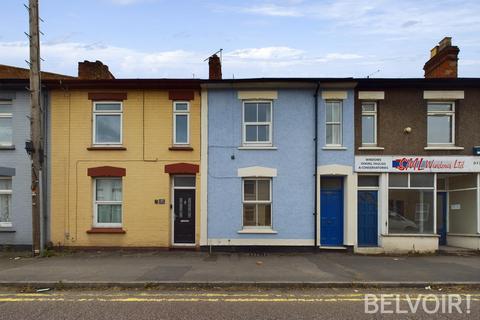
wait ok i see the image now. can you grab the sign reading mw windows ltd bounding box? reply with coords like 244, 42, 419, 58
355, 156, 480, 173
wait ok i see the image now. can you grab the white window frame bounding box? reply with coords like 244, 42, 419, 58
387, 173, 436, 235
92, 101, 123, 145
0, 100, 13, 147
361, 102, 377, 146
427, 102, 455, 146
242, 178, 272, 229
0, 177, 12, 227
173, 101, 190, 145
93, 178, 122, 228
325, 100, 343, 146
242, 100, 273, 146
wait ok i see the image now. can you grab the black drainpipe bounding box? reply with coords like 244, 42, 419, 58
314, 82, 320, 248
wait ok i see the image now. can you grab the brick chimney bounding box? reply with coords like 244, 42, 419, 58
78, 60, 115, 80
423, 37, 459, 78
208, 54, 222, 80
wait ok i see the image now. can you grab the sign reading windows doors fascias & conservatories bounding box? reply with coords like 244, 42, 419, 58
355, 156, 480, 173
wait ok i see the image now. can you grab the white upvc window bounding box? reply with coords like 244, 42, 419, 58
94, 178, 122, 227
173, 101, 190, 145
0, 177, 12, 227
361, 102, 377, 146
93, 102, 123, 145
0, 100, 13, 147
325, 100, 342, 146
427, 102, 454, 145
242, 178, 272, 228
242, 101, 272, 146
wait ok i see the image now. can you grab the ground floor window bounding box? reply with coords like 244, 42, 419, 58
388, 174, 434, 234
0, 177, 12, 227
242, 178, 272, 228
94, 178, 122, 227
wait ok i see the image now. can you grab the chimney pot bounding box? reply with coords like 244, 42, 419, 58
423, 37, 459, 78
208, 54, 222, 80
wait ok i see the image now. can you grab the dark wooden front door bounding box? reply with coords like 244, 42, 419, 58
174, 189, 195, 244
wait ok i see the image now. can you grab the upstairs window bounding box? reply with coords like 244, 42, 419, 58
173, 101, 190, 145
361, 102, 377, 145
243, 101, 272, 145
242, 179, 272, 228
325, 101, 342, 146
94, 178, 122, 227
0, 178, 12, 227
0, 101, 13, 146
93, 102, 122, 145
427, 102, 454, 145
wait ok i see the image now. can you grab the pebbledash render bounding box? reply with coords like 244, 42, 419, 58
354, 38, 480, 253
47, 77, 203, 248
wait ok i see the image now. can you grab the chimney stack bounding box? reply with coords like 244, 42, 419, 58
78, 60, 115, 80
423, 37, 459, 78
209, 54, 222, 80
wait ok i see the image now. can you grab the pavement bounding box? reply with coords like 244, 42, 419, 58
0, 250, 479, 288
0, 288, 478, 319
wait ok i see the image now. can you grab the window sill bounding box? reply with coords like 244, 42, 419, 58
169, 146, 194, 151
424, 146, 464, 150
358, 146, 384, 150
238, 146, 277, 150
0, 145, 15, 150
87, 146, 127, 151
382, 233, 439, 238
0, 227, 15, 233
237, 229, 278, 234
322, 146, 347, 150
87, 228, 126, 234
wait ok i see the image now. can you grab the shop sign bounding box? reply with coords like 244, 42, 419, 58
355, 156, 480, 173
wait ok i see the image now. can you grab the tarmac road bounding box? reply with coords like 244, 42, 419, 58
0, 288, 477, 320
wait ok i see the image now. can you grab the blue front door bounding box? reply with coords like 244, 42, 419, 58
358, 190, 378, 246
320, 177, 344, 246
437, 192, 447, 245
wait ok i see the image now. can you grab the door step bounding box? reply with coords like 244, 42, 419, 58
319, 246, 347, 250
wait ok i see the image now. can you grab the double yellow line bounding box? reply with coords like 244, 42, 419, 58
0, 292, 478, 303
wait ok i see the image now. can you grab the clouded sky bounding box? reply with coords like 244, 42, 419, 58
1, 0, 479, 78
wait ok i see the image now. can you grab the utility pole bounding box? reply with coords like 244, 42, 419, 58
28, 0, 42, 255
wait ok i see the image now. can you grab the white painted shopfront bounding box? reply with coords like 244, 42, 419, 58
355, 156, 480, 253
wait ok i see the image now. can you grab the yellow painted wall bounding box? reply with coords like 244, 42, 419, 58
50, 89, 201, 247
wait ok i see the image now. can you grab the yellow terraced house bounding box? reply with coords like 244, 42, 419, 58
48, 78, 202, 248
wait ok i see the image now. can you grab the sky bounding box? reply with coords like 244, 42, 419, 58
0, 0, 479, 79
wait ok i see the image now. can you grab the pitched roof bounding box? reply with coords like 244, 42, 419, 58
0, 64, 75, 80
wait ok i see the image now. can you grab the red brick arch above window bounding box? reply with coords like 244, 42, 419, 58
87, 166, 126, 177
164, 163, 199, 175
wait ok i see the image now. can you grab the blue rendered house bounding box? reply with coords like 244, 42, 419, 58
200, 79, 357, 249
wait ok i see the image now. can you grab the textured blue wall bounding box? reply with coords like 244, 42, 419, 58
207, 88, 356, 241
207, 89, 316, 240
317, 90, 355, 166
0, 90, 32, 246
